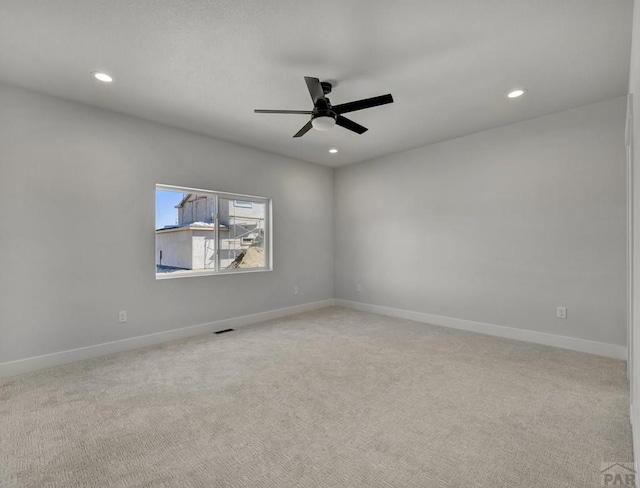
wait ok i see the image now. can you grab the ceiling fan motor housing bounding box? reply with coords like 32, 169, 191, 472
312, 96, 336, 124
311, 95, 337, 131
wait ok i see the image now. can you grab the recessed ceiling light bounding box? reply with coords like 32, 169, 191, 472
507, 88, 526, 99
92, 72, 113, 83
329, 148, 338, 154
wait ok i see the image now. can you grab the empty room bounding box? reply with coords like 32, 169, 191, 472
4, 1, 640, 487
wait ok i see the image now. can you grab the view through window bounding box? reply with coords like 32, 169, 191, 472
155, 185, 270, 278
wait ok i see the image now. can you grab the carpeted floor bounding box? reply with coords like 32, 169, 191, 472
0, 306, 633, 487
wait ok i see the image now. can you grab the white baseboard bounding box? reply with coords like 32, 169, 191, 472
1, 298, 625, 378
336, 299, 627, 360
629, 403, 640, 471
0, 299, 336, 378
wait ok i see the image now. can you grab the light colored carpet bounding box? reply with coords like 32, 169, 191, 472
0, 306, 632, 487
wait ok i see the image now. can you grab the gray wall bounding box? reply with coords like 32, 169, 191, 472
0, 80, 628, 366
334, 97, 627, 346
0, 83, 334, 363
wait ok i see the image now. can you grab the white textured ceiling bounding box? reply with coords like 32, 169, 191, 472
0, 0, 633, 167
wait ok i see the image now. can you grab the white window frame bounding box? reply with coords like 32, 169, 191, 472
155, 184, 272, 280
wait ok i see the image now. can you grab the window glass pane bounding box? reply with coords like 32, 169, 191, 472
234, 200, 253, 208
156, 189, 217, 275
219, 198, 266, 270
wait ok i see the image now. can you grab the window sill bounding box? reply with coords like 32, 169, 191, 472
155, 267, 273, 280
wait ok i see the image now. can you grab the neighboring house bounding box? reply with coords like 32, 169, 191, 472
156, 194, 265, 271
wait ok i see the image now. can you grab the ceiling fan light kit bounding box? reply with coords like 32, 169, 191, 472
311, 115, 336, 131
255, 76, 394, 138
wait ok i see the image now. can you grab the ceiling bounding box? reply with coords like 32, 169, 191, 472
0, 0, 634, 167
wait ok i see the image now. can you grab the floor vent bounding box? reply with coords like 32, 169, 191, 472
214, 328, 235, 335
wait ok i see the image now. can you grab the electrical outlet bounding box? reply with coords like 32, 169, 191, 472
118, 310, 127, 323
356, 284, 362, 293
556, 307, 567, 320
293, 286, 299, 296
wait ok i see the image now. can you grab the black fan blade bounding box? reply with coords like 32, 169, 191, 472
293, 120, 313, 138
254, 109, 313, 114
304, 76, 325, 105
333, 94, 394, 114
336, 115, 368, 135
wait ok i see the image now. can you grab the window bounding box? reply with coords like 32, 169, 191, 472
155, 184, 271, 278
234, 200, 253, 208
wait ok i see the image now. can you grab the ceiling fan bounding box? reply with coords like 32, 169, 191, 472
254, 76, 394, 138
